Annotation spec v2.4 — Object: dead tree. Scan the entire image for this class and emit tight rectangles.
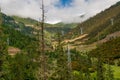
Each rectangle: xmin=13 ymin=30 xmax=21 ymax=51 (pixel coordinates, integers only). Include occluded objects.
xmin=40 ymin=0 xmax=47 ymax=80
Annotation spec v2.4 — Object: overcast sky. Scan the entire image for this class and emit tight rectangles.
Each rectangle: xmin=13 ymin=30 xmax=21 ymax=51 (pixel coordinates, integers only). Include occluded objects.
xmin=0 ymin=0 xmax=120 ymax=24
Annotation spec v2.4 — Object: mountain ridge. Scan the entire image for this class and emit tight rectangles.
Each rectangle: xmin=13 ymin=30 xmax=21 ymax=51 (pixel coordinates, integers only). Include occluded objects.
xmin=64 ymin=1 xmax=120 ymax=44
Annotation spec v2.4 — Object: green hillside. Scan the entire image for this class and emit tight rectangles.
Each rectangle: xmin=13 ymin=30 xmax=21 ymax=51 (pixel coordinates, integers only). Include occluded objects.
xmin=0 ymin=12 xmax=39 ymax=50
xmin=46 ymin=22 xmax=77 ymax=34
xmin=12 ymin=16 xmax=38 ymax=26
xmin=12 ymin=16 xmax=77 ymax=35
xmin=0 ymin=13 xmax=34 ymax=36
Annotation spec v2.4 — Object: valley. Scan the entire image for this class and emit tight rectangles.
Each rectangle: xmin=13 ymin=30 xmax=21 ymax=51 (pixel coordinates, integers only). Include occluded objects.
xmin=0 ymin=1 xmax=120 ymax=80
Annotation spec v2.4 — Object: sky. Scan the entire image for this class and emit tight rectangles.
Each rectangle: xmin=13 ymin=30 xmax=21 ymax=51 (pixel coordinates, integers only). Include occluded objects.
xmin=56 ymin=0 xmax=73 ymax=8
xmin=0 ymin=0 xmax=120 ymax=24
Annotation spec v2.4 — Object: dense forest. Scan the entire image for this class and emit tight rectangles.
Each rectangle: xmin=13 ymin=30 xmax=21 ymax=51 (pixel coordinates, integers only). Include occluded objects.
xmin=0 ymin=1 xmax=120 ymax=80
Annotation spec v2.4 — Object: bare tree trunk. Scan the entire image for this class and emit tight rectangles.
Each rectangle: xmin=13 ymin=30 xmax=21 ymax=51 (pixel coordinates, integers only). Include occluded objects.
xmin=41 ymin=0 xmax=47 ymax=80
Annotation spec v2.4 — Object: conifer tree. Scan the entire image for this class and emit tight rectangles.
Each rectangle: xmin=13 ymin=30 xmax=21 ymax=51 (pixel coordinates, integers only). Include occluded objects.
xmin=0 ymin=28 xmax=8 ymax=79
xmin=85 ymin=53 xmax=91 ymax=80
xmin=105 ymin=59 xmax=114 ymax=80
xmin=96 ymin=57 xmax=105 ymax=80
xmin=55 ymin=32 xmax=68 ymax=80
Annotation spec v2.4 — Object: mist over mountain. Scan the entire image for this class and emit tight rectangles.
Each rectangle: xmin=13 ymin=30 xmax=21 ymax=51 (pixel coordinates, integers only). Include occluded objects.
xmin=0 ymin=1 xmax=120 ymax=80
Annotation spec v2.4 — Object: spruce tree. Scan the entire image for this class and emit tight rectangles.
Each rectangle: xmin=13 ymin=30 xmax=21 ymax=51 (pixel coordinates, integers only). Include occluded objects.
xmin=0 ymin=27 xmax=8 ymax=79
xmin=105 ymin=59 xmax=114 ymax=80
xmin=85 ymin=53 xmax=91 ymax=80
xmin=55 ymin=32 xmax=68 ymax=80
xmin=96 ymin=57 xmax=105 ymax=80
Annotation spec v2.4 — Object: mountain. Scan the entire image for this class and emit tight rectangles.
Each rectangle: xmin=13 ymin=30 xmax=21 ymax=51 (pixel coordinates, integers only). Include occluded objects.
xmin=12 ymin=16 xmax=77 ymax=34
xmin=89 ymin=37 xmax=120 ymax=59
xmin=1 ymin=1 xmax=120 ymax=80
xmin=64 ymin=1 xmax=120 ymax=44
xmin=45 ymin=22 xmax=77 ymax=34
xmin=0 ymin=13 xmax=34 ymax=37
xmin=0 ymin=11 xmax=78 ymax=52
xmin=0 ymin=13 xmax=36 ymax=51
xmin=1 ymin=1 xmax=120 ymax=51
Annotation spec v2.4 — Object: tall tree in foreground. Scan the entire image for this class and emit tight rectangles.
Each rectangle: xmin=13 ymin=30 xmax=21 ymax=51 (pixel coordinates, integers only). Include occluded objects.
xmin=40 ymin=0 xmax=47 ymax=80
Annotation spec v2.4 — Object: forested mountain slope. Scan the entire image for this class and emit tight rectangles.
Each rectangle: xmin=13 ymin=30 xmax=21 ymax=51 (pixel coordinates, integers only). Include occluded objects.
xmin=64 ymin=1 xmax=120 ymax=44
xmin=89 ymin=36 xmax=120 ymax=63
xmin=0 ymin=12 xmax=37 ymax=50
xmin=0 ymin=12 xmax=78 ymax=55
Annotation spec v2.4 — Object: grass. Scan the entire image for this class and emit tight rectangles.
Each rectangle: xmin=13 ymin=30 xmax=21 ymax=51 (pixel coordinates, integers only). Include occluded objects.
xmin=93 ymin=64 xmax=120 ymax=80
xmin=72 ymin=65 xmax=120 ymax=79
xmin=112 ymin=65 xmax=120 ymax=79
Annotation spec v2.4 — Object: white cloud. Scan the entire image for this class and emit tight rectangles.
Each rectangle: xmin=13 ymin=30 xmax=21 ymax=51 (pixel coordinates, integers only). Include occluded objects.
xmin=0 ymin=0 xmax=120 ymax=23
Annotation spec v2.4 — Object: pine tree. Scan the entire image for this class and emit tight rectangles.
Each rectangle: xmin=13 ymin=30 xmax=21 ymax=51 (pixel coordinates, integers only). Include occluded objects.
xmin=105 ymin=59 xmax=114 ymax=80
xmin=55 ymin=32 xmax=68 ymax=80
xmin=96 ymin=57 xmax=105 ymax=80
xmin=85 ymin=53 xmax=92 ymax=80
xmin=0 ymin=27 xmax=8 ymax=79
